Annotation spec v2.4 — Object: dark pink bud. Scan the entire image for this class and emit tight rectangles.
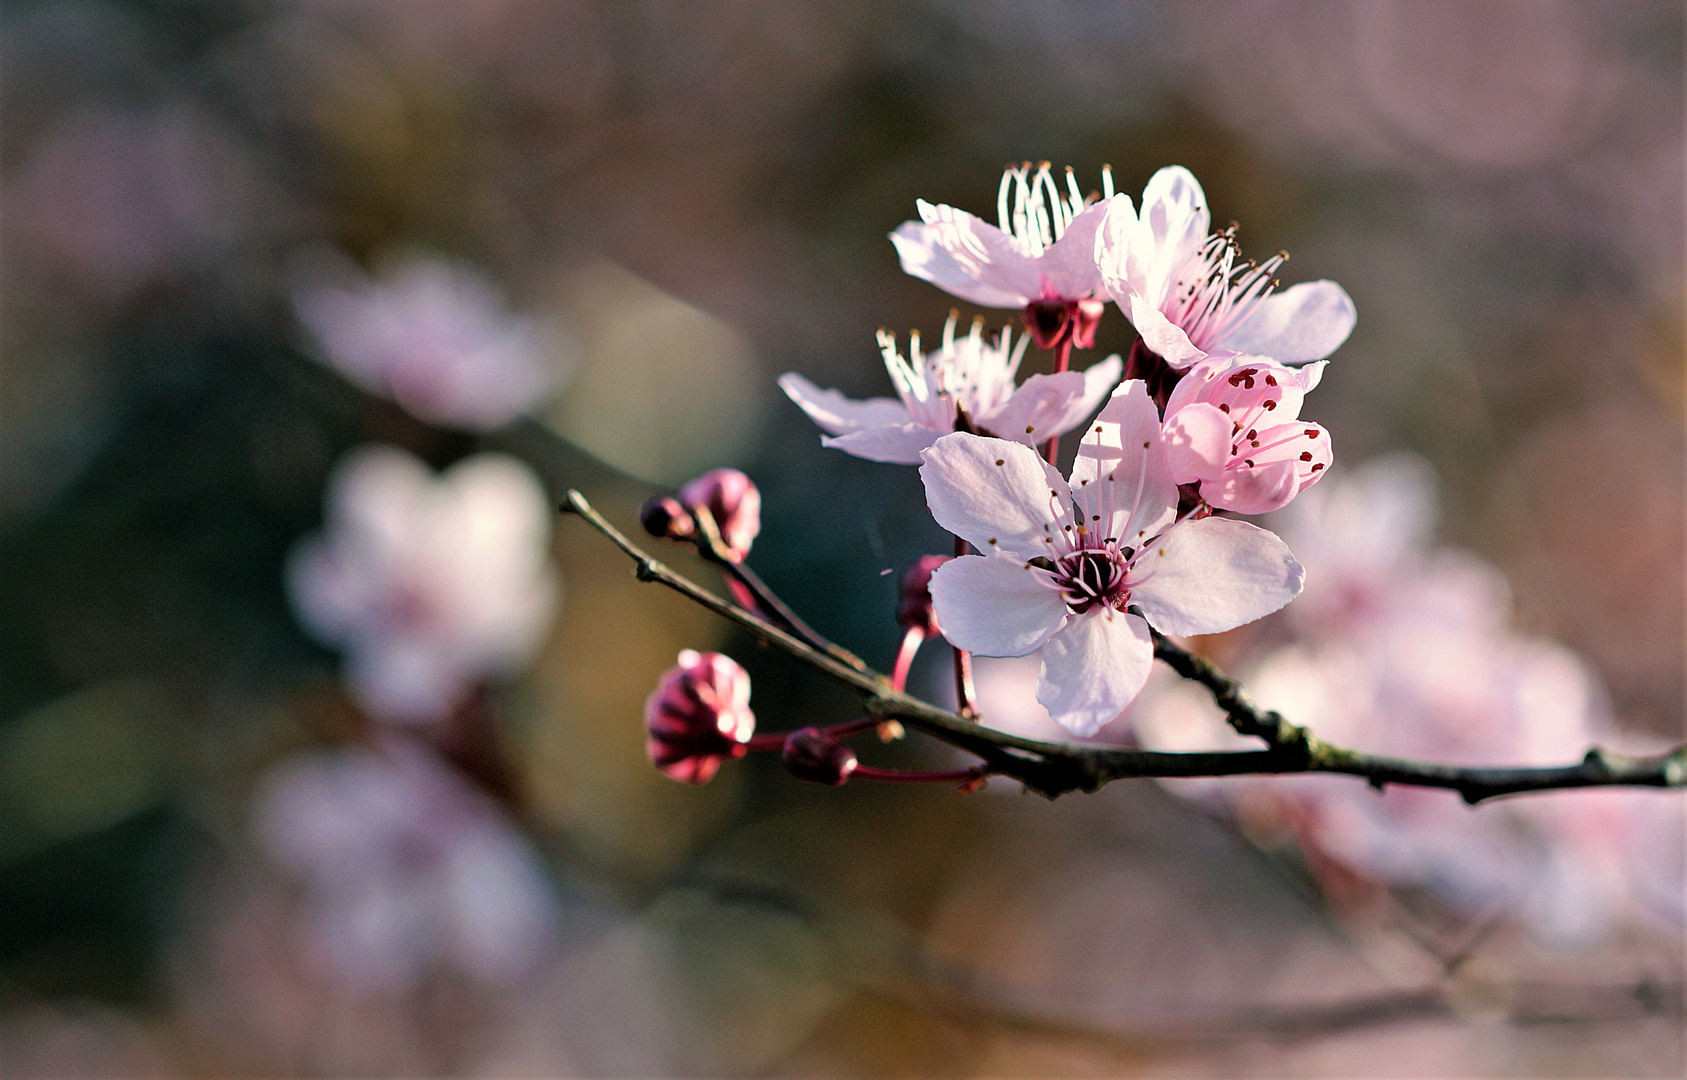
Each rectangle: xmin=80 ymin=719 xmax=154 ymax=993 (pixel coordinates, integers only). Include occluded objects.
xmin=1069 ymin=298 xmax=1106 ymax=350
xmin=897 ymin=555 xmax=950 ymax=636
xmin=780 ymin=727 xmax=858 ymax=785
xmin=644 ymin=650 xmax=755 ymax=784
xmin=1021 ymin=298 xmax=1071 ymax=350
xmin=678 ymin=468 xmax=761 ymax=562
xmin=639 ymin=495 xmax=695 ymax=542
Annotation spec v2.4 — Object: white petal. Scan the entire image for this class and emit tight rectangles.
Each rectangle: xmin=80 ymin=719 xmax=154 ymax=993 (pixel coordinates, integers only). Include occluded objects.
xmin=1068 ymin=380 xmax=1178 ymax=547
xmin=1218 ymin=280 xmax=1356 ymax=364
xmin=927 ymin=554 xmax=1067 ymax=656
xmin=778 ymin=372 xmax=910 ymax=436
xmin=981 ymin=351 xmax=1124 ymax=448
xmin=919 ymin=433 xmax=1074 ymax=558
xmin=1163 ymin=402 xmax=1231 ymax=484
xmin=1128 ymin=294 xmax=1206 ymax=369
xmin=1128 ymin=517 xmax=1304 ymax=636
xmin=822 ymin=423 xmax=940 ymax=464
xmin=1036 ymin=609 xmax=1153 ymax=736
xmin=889 ymin=206 xmax=1041 ymax=308
xmin=1033 ymin=197 xmax=1114 ymax=300
xmin=1129 ymin=166 xmax=1211 ymax=302
xmin=1092 ymin=196 xmax=1138 ymax=302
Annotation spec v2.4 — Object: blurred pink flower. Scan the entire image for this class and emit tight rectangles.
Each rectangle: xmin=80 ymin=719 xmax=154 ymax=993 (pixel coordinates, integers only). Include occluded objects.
xmin=1161 ymin=353 xmax=1332 ymax=514
xmin=288 ymin=446 xmax=559 ymax=726
xmin=252 ymin=739 xmax=558 ymax=992
xmin=644 ymin=649 xmax=756 ymax=785
xmin=292 ymin=251 xmax=569 ymax=430
xmin=1095 ymin=166 xmax=1355 ymax=369
xmin=890 ymin=164 xmax=1122 ymax=347
xmin=921 ymin=381 xmax=1303 ymax=735
xmin=780 ymin=315 xmax=1120 ymax=464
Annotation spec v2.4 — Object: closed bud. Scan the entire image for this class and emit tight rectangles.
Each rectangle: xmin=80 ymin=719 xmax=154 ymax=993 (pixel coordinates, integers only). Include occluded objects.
xmin=678 ymin=468 xmax=761 ymax=562
xmin=780 ymin=727 xmax=858 ymax=785
xmin=645 ymin=650 xmax=755 ymax=784
xmin=639 ymin=495 xmax=695 ymax=542
xmin=897 ymin=555 xmax=950 ymax=637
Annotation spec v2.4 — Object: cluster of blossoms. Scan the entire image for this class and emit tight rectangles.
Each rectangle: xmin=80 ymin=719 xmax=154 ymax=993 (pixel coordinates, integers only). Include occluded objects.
xmin=642 ymin=163 xmax=1359 ymax=778
xmin=1133 ymin=457 xmax=1682 ymax=942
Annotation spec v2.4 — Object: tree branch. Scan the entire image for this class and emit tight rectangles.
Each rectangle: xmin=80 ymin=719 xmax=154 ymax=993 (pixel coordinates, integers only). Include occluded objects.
xmin=562 ymin=489 xmax=1687 ymax=804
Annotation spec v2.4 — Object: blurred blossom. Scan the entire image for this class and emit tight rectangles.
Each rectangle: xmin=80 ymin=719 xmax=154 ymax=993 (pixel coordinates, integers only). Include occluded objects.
xmin=1134 ymin=455 xmax=1675 ymax=943
xmin=645 ymin=650 xmax=756 ymax=785
xmin=0 ymin=1001 xmax=168 ymax=1078
xmin=292 ymin=250 xmax=571 ymax=430
xmin=252 ymin=738 xmax=558 ymax=992
xmin=287 ymin=445 xmax=559 ymax=726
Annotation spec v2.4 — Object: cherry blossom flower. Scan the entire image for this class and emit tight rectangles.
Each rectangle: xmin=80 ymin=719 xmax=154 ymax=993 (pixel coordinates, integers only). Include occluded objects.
xmin=779 ymin=315 xmax=1121 ymax=464
xmin=292 ymin=250 xmax=569 ymax=430
xmin=889 ymin=164 xmax=1123 ymax=348
xmin=919 ymin=380 xmax=1305 ymax=735
xmin=1095 ymin=166 xmax=1356 ymax=369
xmin=287 ymin=446 xmax=560 ymax=726
xmin=251 ymin=739 xmax=559 ymax=992
xmin=1161 ymin=353 xmax=1332 ymax=514
xmin=644 ymin=650 xmax=756 ymax=785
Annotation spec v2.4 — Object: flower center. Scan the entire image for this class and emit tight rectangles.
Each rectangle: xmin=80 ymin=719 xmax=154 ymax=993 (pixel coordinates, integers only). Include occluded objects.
xmin=1051 ymin=547 xmax=1130 ymax=614
xmin=1164 ymin=230 xmax=1287 ymax=350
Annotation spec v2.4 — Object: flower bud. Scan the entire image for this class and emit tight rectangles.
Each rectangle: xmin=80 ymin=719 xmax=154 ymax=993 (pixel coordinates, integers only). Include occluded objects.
xmin=639 ymin=495 xmax=695 ymax=542
xmin=896 ymin=555 xmax=950 ymax=637
xmin=678 ymin=468 xmax=761 ymax=562
xmin=644 ymin=650 xmax=755 ymax=784
xmin=780 ymin=727 xmax=858 ymax=786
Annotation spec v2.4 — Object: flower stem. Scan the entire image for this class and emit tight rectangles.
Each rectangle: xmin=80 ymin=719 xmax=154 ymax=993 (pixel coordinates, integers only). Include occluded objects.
xmin=1042 ymin=334 xmax=1074 ymax=463
xmin=851 ymin=764 xmax=988 ymax=784
xmin=951 ymin=534 xmax=978 ymax=717
xmin=891 ymin=626 xmax=925 ymax=693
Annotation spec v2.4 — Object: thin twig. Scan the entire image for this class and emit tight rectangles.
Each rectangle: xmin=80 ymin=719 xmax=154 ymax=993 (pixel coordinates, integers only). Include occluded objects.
xmin=562 ymin=489 xmax=1687 ymax=803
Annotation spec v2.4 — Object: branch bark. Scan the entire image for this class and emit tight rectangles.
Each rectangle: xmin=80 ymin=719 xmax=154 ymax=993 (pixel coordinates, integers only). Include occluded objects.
xmin=562 ymin=489 xmax=1687 ymax=804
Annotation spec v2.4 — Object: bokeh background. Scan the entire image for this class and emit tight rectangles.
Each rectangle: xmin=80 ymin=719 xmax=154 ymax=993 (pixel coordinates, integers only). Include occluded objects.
xmin=1 ymin=0 xmax=1682 ymax=1075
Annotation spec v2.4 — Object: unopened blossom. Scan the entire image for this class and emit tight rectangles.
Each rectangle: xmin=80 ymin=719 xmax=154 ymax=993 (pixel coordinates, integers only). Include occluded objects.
xmin=677 ymin=468 xmax=760 ymax=562
xmin=897 ymin=555 xmax=951 ymax=637
xmin=292 ymin=250 xmax=567 ymax=430
xmin=644 ymin=649 xmax=756 ymax=785
xmin=1162 ymin=353 xmax=1332 ymax=514
xmin=288 ymin=445 xmax=559 ymax=726
xmin=890 ymin=164 xmax=1122 ymax=348
xmin=920 ymin=380 xmax=1304 ymax=735
xmin=1095 ymin=166 xmax=1356 ymax=369
xmin=779 ymin=314 xmax=1121 ymax=464
xmin=780 ymin=727 xmax=858 ymax=786
xmin=251 ymin=739 xmax=558 ymax=992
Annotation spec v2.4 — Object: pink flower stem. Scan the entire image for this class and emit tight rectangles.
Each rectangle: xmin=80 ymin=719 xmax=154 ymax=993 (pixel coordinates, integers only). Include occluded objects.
xmin=1041 ymin=334 xmax=1074 ymax=464
xmin=851 ymin=764 xmax=989 ymax=785
xmin=890 ymin=626 xmax=926 ymax=692
xmin=951 ymin=533 xmax=978 ymax=718
xmin=743 ymin=715 xmax=881 ymax=754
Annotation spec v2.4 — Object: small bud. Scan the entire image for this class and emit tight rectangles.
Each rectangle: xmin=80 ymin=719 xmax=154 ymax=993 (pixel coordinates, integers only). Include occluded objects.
xmin=639 ymin=495 xmax=695 ymax=542
xmin=1069 ymin=298 xmax=1106 ymax=350
xmin=780 ymin=727 xmax=858 ymax=785
xmin=645 ymin=650 xmax=755 ymax=784
xmin=678 ymin=468 xmax=761 ymax=562
xmin=896 ymin=555 xmax=950 ymax=637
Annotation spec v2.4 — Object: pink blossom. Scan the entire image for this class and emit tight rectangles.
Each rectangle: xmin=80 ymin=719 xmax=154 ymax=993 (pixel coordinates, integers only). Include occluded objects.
xmin=292 ymin=250 xmax=569 ymax=430
xmin=251 ymin=739 xmax=558 ymax=992
xmin=1095 ymin=166 xmax=1356 ymax=369
xmin=287 ymin=446 xmax=559 ymax=726
xmin=644 ymin=650 xmax=756 ymax=785
xmin=890 ymin=164 xmax=1124 ymax=347
xmin=677 ymin=468 xmax=761 ymax=562
xmin=919 ymin=380 xmax=1304 ymax=735
xmin=1161 ymin=353 xmax=1332 ymax=513
xmin=780 ymin=315 xmax=1121 ymax=465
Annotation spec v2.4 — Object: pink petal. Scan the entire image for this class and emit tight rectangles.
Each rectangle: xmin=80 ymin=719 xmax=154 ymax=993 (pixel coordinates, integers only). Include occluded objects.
xmin=1128 ymin=517 xmax=1304 ymax=637
xmin=1163 ymin=401 xmax=1232 ymax=484
xmin=928 ymin=554 xmax=1068 ymax=656
xmin=979 ymin=370 xmax=1088 ymax=447
xmin=1068 ymin=380 xmax=1178 ymax=547
xmin=1127 ymin=166 xmax=1211 ymax=301
xmin=821 ymin=423 xmax=940 ymax=464
xmin=889 ymin=204 xmax=1041 ymax=308
xmin=1219 ymin=280 xmax=1356 ymax=364
xmin=1032 ymin=197 xmax=1115 ymax=300
xmin=1036 ymin=608 xmax=1153 ymax=736
xmin=778 ymin=372 xmax=910 ymax=436
xmin=919 ymin=433 xmax=1074 ymax=559
xmin=1128 ymin=294 xmax=1206 ymax=369
xmin=1203 ymin=459 xmax=1301 ymax=515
